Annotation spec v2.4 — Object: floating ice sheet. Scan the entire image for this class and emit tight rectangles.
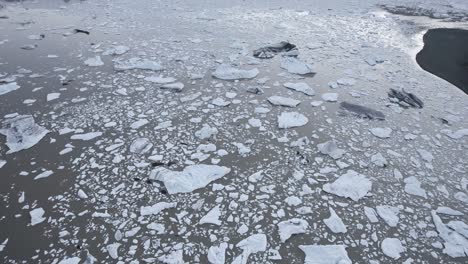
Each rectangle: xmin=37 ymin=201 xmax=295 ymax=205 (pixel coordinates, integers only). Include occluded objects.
xmin=0 ymin=115 xmax=49 ymax=154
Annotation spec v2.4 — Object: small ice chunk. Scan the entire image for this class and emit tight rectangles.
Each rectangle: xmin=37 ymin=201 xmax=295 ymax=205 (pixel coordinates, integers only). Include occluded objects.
xmin=207 ymin=242 xmax=228 ymax=264
xmin=140 ymin=202 xmax=177 ymax=216
xmin=283 ymin=82 xmax=315 ymax=96
xmin=102 ymin=45 xmax=130 ymax=56
xmin=280 ymin=57 xmax=315 ymax=75
xmin=47 ymin=93 xmax=60 ymax=101
xmin=195 ymin=125 xmax=218 ymax=139
xmin=84 ymin=56 xmax=104 ymax=67
xmin=0 ymin=115 xmax=49 ymax=154
xmin=371 ymin=153 xmax=387 ymax=167
xmin=404 ymin=176 xmax=427 ymax=198
xmin=199 ymin=205 xmax=222 ymax=225
xmin=381 ymin=238 xmax=405 ymax=259
xmin=0 ymin=82 xmax=20 ymax=96
xmin=150 ymin=164 xmax=231 ymax=194
xmin=212 ymin=64 xmax=259 ymax=80
xmin=299 ymin=245 xmax=351 ymax=264
xmin=268 ymin=96 xmax=300 ymax=107
xmin=70 ymin=132 xmax=102 ymax=141
xmin=323 ymin=170 xmax=372 ymax=201
xmin=0 ymin=160 xmax=5 ymax=168
xmin=144 ymin=76 xmax=176 ymax=84
xmin=58 ymin=257 xmax=81 ymax=264
xmin=435 ymin=207 xmax=464 ymax=216
xmin=278 ymin=112 xmax=308 ymax=129
xmin=130 ymin=138 xmax=153 ymax=154
xmin=232 ymin=234 xmax=267 ymax=264
xmin=317 ymin=140 xmax=345 ymax=160
xmin=34 ymin=170 xmax=53 ymax=180
xmin=77 ymin=189 xmax=88 ymax=199
xmin=376 ymin=205 xmax=400 ymax=227
xmin=30 ymin=208 xmax=46 ymax=226
xmin=417 ymin=149 xmax=434 ymax=163
xmin=277 ymin=218 xmax=309 ymax=242
xmin=106 ymin=243 xmax=120 ymax=259
xmin=324 ymin=208 xmax=347 ymax=233
xmin=441 ymin=128 xmax=468 ymax=139
xmin=161 ymin=82 xmax=184 ymax=92
xmin=370 ymin=127 xmax=392 ymax=138
xmin=130 ymin=119 xmax=149 ymax=129
xmin=431 ymin=210 xmax=468 ymax=258
xmin=364 ymin=206 xmax=379 ymax=223
xmin=114 ymin=57 xmax=163 ymax=71
xmin=248 ymin=170 xmax=264 ymax=183
xmin=321 ymin=93 xmax=338 ymax=102
xmin=212 ymin=97 xmax=231 ymax=107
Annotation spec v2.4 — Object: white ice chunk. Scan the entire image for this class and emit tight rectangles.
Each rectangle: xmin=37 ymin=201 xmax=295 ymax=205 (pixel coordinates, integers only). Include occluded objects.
xmin=317 ymin=140 xmax=345 ymax=160
xmin=30 ymin=208 xmax=46 ymax=226
xmin=364 ymin=206 xmax=379 ymax=223
xmin=161 ymin=82 xmax=185 ymax=92
xmin=47 ymin=93 xmax=60 ymax=101
xmin=370 ymin=127 xmax=392 ymax=138
xmin=381 ymin=238 xmax=405 ymax=260
xmin=268 ymin=96 xmax=300 ymax=107
xmin=58 ymin=257 xmax=81 ymax=264
xmin=195 ymin=125 xmax=218 ymax=139
xmin=232 ymin=234 xmax=267 ymax=264
xmin=278 ymin=218 xmax=309 ymax=242
xmin=150 ymin=164 xmax=231 ymax=194
xmin=280 ymin=57 xmax=315 ymax=75
xmin=0 ymin=115 xmax=49 ymax=154
xmin=278 ymin=112 xmax=308 ymax=129
xmin=300 ymin=245 xmax=351 ymax=264
xmin=34 ymin=170 xmax=53 ymax=180
xmin=70 ymin=132 xmax=102 ymax=141
xmin=324 ymin=208 xmax=347 ymax=233
xmin=431 ymin=210 xmax=468 ymax=258
xmin=323 ymin=170 xmax=372 ymax=201
xmin=84 ymin=56 xmax=104 ymax=67
xmin=376 ymin=205 xmax=400 ymax=227
xmin=199 ymin=205 xmax=222 ymax=225
xmin=140 ymin=202 xmax=177 ymax=216
xmin=130 ymin=137 xmax=153 ymax=154
xmin=114 ymin=57 xmax=164 ymax=71
xmin=102 ymin=45 xmax=130 ymax=56
xmin=106 ymin=243 xmax=121 ymax=259
xmin=130 ymin=119 xmax=149 ymax=129
xmin=144 ymin=76 xmax=176 ymax=84
xmin=0 ymin=82 xmax=20 ymax=96
xmin=321 ymin=93 xmax=338 ymax=102
xmin=283 ymin=82 xmax=315 ymax=96
xmin=208 ymin=242 xmax=228 ymax=264
xmin=404 ymin=176 xmax=427 ymax=198
xmin=212 ymin=64 xmax=259 ymax=80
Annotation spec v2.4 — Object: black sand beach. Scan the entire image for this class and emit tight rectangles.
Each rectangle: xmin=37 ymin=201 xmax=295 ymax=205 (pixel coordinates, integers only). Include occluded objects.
xmin=416 ymin=28 xmax=468 ymax=95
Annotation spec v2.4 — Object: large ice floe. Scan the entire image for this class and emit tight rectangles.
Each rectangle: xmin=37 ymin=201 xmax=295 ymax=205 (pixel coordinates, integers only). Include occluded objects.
xmin=0 ymin=115 xmax=49 ymax=154
xmin=322 ymin=170 xmax=372 ymax=201
xmin=212 ymin=64 xmax=259 ymax=80
xmin=149 ymin=164 xmax=231 ymax=194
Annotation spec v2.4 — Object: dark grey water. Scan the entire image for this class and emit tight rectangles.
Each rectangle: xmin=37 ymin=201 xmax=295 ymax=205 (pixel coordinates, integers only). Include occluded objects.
xmin=0 ymin=0 xmax=468 ymax=263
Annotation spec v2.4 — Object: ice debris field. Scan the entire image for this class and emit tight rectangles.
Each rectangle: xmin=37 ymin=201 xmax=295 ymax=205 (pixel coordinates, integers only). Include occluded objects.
xmin=0 ymin=0 xmax=467 ymax=263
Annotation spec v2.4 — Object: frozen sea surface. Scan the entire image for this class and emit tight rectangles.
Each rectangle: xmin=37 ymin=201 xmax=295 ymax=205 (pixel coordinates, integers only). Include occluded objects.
xmin=0 ymin=0 xmax=467 ymax=263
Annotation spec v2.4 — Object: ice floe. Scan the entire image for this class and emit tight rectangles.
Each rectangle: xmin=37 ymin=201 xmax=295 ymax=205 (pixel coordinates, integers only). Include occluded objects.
xmin=212 ymin=64 xmax=259 ymax=80
xmin=283 ymin=82 xmax=315 ymax=96
xmin=0 ymin=82 xmax=20 ymax=96
xmin=300 ymin=245 xmax=351 ymax=264
xmin=149 ymin=165 xmax=231 ymax=194
xmin=277 ymin=218 xmax=308 ymax=242
xmin=268 ymin=96 xmax=301 ymax=107
xmin=278 ymin=112 xmax=308 ymax=129
xmin=322 ymin=170 xmax=372 ymax=201
xmin=0 ymin=115 xmax=49 ymax=154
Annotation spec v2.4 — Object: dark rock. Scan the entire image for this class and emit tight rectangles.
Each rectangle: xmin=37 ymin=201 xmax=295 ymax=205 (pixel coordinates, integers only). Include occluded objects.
xmin=253 ymin=41 xmax=297 ymax=59
xmin=339 ymin=102 xmax=385 ymax=120
xmin=388 ymin=88 xmax=424 ymax=108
